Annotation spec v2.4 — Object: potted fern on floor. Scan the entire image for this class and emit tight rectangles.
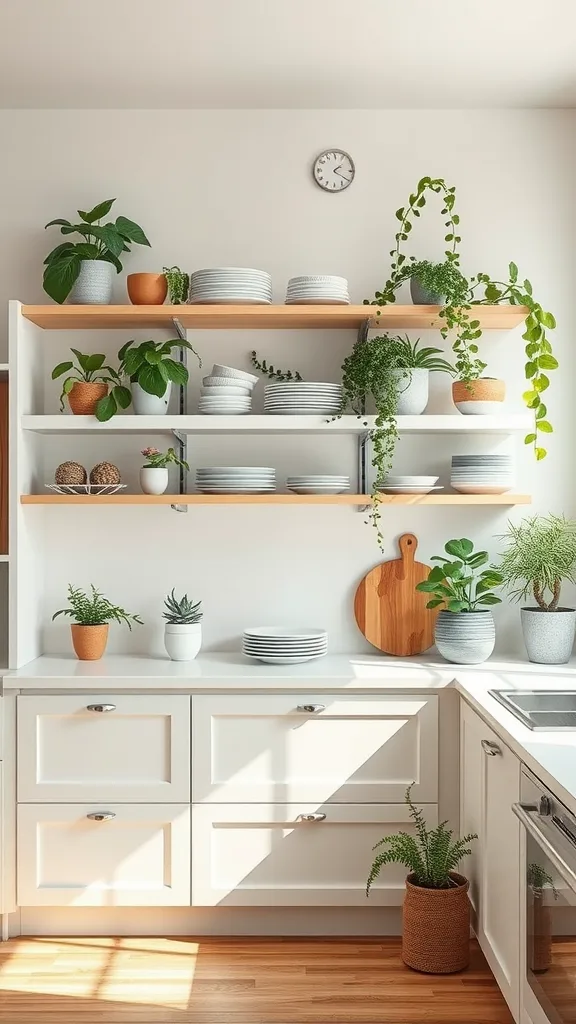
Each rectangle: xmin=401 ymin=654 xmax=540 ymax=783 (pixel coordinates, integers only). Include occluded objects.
xmin=367 ymin=785 xmax=477 ymax=973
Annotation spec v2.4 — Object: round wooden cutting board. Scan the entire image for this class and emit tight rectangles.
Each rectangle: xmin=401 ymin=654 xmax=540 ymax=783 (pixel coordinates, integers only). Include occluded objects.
xmin=354 ymin=533 xmax=439 ymax=656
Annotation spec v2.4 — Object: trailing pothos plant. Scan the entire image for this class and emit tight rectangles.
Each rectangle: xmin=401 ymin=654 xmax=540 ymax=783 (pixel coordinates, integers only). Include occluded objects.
xmin=365 ymin=176 xmax=558 ymax=458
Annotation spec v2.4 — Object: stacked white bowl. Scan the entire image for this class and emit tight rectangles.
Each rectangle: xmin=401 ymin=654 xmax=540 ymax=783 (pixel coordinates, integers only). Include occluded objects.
xmin=287 ymin=475 xmax=350 ymax=494
xmin=242 ymin=627 xmax=328 ymax=664
xmin=196 ymin=467 xmax=276 ymax=494
xmin=264 ymin=381 xmax=343 ymax=415
xmin=189 ymin=268 xmax=272 ymax=304
xmin=450 ymin=455 xmax=515 ymax=494
xmin=285 ymin=276 xmax=350 ymax=304
xmin=377 ymin=475 xmax=441 ymax=495
xmin=199 ymin=364 xmax=259 ymax=415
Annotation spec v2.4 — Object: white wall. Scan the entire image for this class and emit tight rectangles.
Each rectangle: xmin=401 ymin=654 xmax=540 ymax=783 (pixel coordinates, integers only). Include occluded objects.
xmin=1 ymin=109 xmax=575 ymax=657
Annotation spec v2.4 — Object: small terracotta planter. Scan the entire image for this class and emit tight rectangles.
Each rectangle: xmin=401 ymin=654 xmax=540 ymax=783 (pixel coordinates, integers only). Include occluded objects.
xmin=71 ymin=624 xmax=109 ymax=661
xmin=452 ymin=378 xmax=505 ymax=415
xmin=127 ymin=273 xmax=168 ymax=305
xmin=402 ymin=872 xmax=471 ymax=973
xmin=67 ymin=381 xmax=108 ymax=416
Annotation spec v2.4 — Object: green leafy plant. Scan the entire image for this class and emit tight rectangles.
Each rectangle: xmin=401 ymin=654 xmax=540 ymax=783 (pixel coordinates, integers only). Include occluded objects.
xmin=366 ymin=784 xmax=477 ymax=893
xmin=497 ymin=514 xmax=576 ymax=611
xmin=163 ymin=589 xmax=203 ymax=625
xmin=95 ymin=338 xmax=201 ymax=421
xmin=43 ymin=198 xmax=150 ymax=303
xmin=527 ymin=863 xmax=559 ymax=900
xmin=163 ymin=266 xmax=189 ymax=304
xmin=141 ymin=446 xmax=189 ymax=471
xmin=365 ymin=176 xmax=558 ymax=456
xmin=415 ymin=538 xmax=503 ymax=612
xmin=250 ymin=351 xmax=302 ymax=381
xmin=51 ymin=348 xmax=131 ymax=417
xmin=52 ymin=584 xmax=143 ymax=629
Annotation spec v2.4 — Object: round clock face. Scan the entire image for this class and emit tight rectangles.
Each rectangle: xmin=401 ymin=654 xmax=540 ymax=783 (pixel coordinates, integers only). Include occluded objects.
xmin=313 ymin=149 xmax=355 ymax=192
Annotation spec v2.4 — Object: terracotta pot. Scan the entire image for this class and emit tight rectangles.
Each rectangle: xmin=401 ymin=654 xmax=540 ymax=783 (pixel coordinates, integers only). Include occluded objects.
xmin=70 ymin=624 xmax=109 ymax=661
xmin=68 ymin=381 xmax=108 ymax=416
xmin=127 ymin=273 xmax=168 ymax=305
xmin=402 ymin=872 xmax=471 ymax=973
xmin=452 ymin=378 xmax=505 ymax=415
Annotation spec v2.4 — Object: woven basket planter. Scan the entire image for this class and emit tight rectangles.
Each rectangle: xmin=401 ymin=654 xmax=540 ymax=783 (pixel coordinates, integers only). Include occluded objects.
xmin=402 ymin=872 xmax=471 ymax=973
xmin=68 ymin=381 xmax=108 ymax=416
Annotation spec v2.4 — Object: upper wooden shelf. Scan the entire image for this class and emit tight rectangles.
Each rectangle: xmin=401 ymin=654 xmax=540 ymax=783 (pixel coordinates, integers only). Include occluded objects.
xmin=20 ymin=304 xmax=529 ymax=331
xmin=21 ymin=493 xmax=531 ymax=506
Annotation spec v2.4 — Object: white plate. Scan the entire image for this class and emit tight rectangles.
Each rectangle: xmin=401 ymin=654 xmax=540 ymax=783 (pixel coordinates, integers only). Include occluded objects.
xmin=451 ymin=484 xmax=512 ymax=495
xmin=190 ymin=297 xmax=272 ymax=305
xmin=243 ymin=640 xmax=328 ymax=649
xmin=265 ymin=383 xmax=341 ymax=390
xmin=383 ymin=476 xmax=439 ymax=486
xmin=197 ymin=488 xmax=277 ymax=494
xmin=243 ymin=654 xmax=327 ymax=665
xmin=197 ymin=467 xmax=275 ymax=473
xmin=377 ymin=485 xmax=444 ymax=494
xmin=287 ymin=478 xmax=350 ymax=483
xmin=244 ymin=627 xmax=327 ymax=638
xmin=455 ymin=401 xmax=505 ymax=415
xmin=288 ymin=486 xmax=350 ymax=494
xmin=199 ymin=409 xmax=252 ymax=415
xmin=285 ymin=298 xmax=350 ymax=305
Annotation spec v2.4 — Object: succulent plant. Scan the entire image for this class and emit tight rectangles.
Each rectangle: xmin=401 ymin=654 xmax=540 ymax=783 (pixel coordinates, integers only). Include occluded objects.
xmin=163 ymin=589 xmax=203 ymax=625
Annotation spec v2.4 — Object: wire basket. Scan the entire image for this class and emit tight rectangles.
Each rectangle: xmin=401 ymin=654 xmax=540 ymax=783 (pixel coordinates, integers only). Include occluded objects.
xmin=45 ymin=484 xmax=127 ymax=496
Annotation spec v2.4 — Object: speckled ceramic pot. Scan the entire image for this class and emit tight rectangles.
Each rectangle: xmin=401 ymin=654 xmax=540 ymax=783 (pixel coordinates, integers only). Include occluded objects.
xmin=390 ymin=368 xmax=429 ymax=415
xmin=434 ymin=610 xmax=495 ymax=665
xmin=410 ymin=277 xmax=445 ymax=305
xmin=69 ymin=260 xmax=115 ymax=304
xmin=521 ymin=607 xmax=576 ymax=664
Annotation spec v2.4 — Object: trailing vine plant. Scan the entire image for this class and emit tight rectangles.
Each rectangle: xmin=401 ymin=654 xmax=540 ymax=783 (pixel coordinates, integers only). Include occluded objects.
xmin=250 ymin=351 xmax=303 ymax=381
xmin=365 ymin=176 xmax=558 ymax=458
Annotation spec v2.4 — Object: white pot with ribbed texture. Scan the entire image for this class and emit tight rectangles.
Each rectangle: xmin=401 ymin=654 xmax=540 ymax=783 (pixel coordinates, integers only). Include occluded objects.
xmin=434 ymin=610 xmax=495 ymax=664
xmin=521 ymin=607 xmax=576 ymax=664
xmin=132 ymin=381 xmax=172 ymax=415
xmin=164 ymin=623 xmax=202 ymax=661
xmin=69 ymin=260 xmax=115 ymax=304
xmin=390 ymin=368 xmax=429 ymax=415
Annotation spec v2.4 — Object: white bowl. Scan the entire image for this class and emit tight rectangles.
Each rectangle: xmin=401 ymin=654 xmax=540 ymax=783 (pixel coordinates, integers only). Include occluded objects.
xmin=212 ymin=364 xmax=259 ymax=384
xmin=451 ymin=484 xmax=512 ymax=494
xmin=455 ymin=401 xmax=506 ymax=415
xmin=203 ymin=376 xmax=255 ymax=389
xmin=199 ymin=385 xmax=251 ymax=396
xmin=383 ymin=476 xmax=439 ymax=486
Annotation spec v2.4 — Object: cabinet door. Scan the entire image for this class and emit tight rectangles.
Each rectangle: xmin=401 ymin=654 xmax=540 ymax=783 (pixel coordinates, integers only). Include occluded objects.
xmin=18 ymin=803 xmax=190 ymax=906
xmin=460 ymin=700 xmax=520 ymax=1017
xmin=17 ymin=695 xmax=190 ymax=802
xmin=191 ymin=802 xmax=438 ymax=907
xmin=192 ymin=694 xmax=438 ymax=803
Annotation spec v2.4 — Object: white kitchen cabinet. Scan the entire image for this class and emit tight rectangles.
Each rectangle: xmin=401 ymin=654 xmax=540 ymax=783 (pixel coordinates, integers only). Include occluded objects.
xmin=17 ymin=695 xmax=190 ymax=802
xmin=17 ymin=803 xmax=190 ymax=906
xmin=192 ymin=693 xmax=438 ymax=804
xmin=460 ymin=699 xmax=521 ymax=1018
xmin=191 ymin=802 xmax=438 ymax=907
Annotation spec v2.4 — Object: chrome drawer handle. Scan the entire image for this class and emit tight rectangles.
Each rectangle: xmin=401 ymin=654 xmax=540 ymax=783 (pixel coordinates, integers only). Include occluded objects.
xmin=87 ymin=812 xmax=116 ymax=822
xmin=296 ymin=704 xmax=325 ymax=713
xmin=296 ymin=813 xmax=326 ymax=823
xmin=87 ymin=704 xmax=116 ymax=713
xmin=481 ymin=739 xmax=501 ymax=756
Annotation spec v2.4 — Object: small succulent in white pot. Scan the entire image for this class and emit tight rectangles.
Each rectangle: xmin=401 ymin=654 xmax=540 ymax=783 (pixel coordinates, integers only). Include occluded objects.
xmin=416 ymin=538 xmax=503 ymax=664
xmin=140 ymin=446 xmax=189 ymax=495
xmin=163 ymin=590 xmax=203 ymax=661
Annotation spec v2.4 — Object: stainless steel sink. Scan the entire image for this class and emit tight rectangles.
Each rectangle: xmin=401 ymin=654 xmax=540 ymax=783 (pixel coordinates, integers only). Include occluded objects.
xmin=489 ymin=690 xmax=576 ymax=730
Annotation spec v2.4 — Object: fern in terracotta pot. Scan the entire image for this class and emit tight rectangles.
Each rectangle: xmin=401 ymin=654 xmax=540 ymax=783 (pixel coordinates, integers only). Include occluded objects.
xmin=367 ymin=785 xmax=477 ymax=973
xmin=53 ymin=584 xmax=143 ymax=661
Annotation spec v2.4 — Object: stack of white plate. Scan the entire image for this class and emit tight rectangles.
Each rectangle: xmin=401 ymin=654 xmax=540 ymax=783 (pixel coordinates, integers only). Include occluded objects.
xmin=377 ymin=475 xmax=441 ymax=495
xmin=242 ymin=627 xmax=328 ymax=665
xmin=199 ymin=364 xmax=258 ymax=415
xmin=264 ymin=381 xmax=343 ymax=415
xmin=189 ymin=268 xmax=272 ymax=305
xmin=287 ymin=475 xmax=350 ymax=494
xmin=285 ymin=276 xmax=350 ymax=305
xmin=450 ymin=455 xmax=515 ymax=494
xmin=196 ymin=467 xmax=276 ymax=494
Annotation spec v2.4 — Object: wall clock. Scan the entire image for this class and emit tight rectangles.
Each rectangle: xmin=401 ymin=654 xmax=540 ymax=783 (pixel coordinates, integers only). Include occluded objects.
xmin=312 ymin=149 xmax=355 ymax=192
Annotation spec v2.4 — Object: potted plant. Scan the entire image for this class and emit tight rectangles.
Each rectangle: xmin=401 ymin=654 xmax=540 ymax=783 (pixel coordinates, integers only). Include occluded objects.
xmin=43 ymin=198 xmax=150 ymax=304
xmin=140 ymin=446 xmax=189 ymax=495
xmin=114 ymin=338 xmax=200 ymax=417
xmin=163 ymin=266 xmax=190 ymax=305
xmin=366 ymin=784 xmax=477 ymax=973
xmin=497 ymin=514 xmax=576 ymax=664
xmin=527 ymin=863 xmax=558 ymax=973
xmin=416 ymin=538 xmax=503 ymax=664
xmin=52 ymin=349 xmax=131 ymax=417
xmin=163 ymin=590 xmax=203 ymax=661
xmin=127 ymin=273 xmax=167 ymax=305
xmin=52 ymin=584 xmax=143 ymax=661
xmin=408 ymin=258 xmax=469 ymax=307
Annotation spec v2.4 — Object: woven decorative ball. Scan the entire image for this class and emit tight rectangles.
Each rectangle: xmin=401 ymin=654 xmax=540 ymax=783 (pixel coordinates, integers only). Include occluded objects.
xmin=89 ymin=462 xmax=121 ymax=485
xmin=55 ymin=461 xmax=87 ymax=485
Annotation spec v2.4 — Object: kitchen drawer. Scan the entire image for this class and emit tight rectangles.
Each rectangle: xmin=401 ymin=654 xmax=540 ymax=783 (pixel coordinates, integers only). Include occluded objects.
xmin=191 ymin=802 xmax=438 ymax=907
xmin=17 ymin=695 xmax=190 ymax=802
xmin=192 ymin=693 xmax=438 ymax=803
xmin=18 ymin=803 xmax=190 ymax=906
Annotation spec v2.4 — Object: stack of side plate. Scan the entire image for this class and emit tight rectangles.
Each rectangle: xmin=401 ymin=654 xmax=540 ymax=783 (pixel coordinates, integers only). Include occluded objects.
xmin=264 ymin=382 xmax=343 ymax=415
xmin=450 ymin=455 xmax=515 ymax=495
xmin=287 ymin=475 xmax=350 ymax=494
xmin=199 ymin=364 xmax=258 ymax=415
xmin=242 ymin=627 xmax=328 ymax=664
xmin=377 ymin=475 xmax=441 ymax=495
xmin=285 ymin=275 xmax=350 ymax=305
xmin=196 ymin=467 xmax=276 ymax=494
xmin=189 ymin=268 xmax=272 ymax=305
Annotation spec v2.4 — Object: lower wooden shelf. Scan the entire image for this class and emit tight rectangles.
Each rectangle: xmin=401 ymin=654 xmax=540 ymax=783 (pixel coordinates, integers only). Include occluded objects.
xmin=20 ymin=493 xmax=532 ymax=506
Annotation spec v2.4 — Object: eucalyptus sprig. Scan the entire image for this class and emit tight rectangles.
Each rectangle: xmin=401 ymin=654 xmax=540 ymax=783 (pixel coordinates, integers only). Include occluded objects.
xmin=250 ymin=351 xmax=303 ymax=381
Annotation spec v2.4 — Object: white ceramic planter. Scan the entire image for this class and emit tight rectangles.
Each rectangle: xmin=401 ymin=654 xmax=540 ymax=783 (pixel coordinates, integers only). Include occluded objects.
xmin=164 ymin=623 xmax=202 ymax=661
xmin=390 ymin=368 xmax=429 ymax=415
xmin=521 ymin=607 xmax=576 ymax=664
xmin=140 ymin=467 xmax=169 ymax=495
xmin=132 ymin=381 xmax=172 ymax=415
xmin=69 ymin=260 xmax=115 ymax=304
xmin=434 ymin=610 xmax=495 ymax=665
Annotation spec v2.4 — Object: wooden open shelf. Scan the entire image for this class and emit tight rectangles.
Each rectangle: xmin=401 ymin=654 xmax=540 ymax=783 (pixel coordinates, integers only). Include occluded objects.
xmin=21 ymin=493 xmax=532 ymax=506
xmin=21 ymin=303 xmax=529 ymax=331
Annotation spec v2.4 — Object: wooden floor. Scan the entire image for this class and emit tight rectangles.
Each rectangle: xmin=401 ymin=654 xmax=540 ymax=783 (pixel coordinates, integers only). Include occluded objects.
xmin=0 ymin=937 xmax=514 ymax=1023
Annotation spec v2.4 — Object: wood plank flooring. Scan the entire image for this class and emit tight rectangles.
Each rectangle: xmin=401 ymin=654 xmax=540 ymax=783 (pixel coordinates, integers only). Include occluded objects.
xmin=0 ymin=937 xmax=514 ymax=1023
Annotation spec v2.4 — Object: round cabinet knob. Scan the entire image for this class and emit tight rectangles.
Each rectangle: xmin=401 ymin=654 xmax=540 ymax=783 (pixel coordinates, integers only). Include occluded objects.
xmin=87 ymin=812 xmax=116 ymax=822
xmin=296 ymin=704 xmax=326 ymax=714
xmin=87 ymin=704 xmax=116 ymax=713
xmin=296 ymin=813 xmax=327 ymax=823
